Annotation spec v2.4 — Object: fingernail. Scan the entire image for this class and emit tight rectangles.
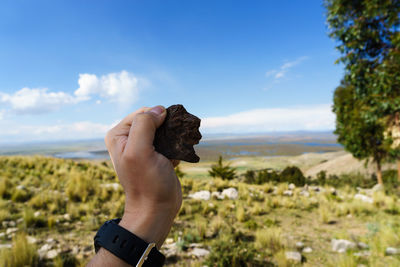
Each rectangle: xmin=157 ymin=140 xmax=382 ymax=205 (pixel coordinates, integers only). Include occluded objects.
xmin=150 ymin=106 xmax=164 ymax=116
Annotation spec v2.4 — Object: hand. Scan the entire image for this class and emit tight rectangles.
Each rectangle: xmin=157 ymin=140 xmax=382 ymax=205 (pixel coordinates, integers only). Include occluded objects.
xmin=105 ymin=106 xmax=182 ymax=248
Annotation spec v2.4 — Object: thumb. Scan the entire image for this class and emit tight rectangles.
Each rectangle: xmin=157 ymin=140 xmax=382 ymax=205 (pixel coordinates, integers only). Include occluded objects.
xmin=124 ymin=105 xmax=167 ymax=156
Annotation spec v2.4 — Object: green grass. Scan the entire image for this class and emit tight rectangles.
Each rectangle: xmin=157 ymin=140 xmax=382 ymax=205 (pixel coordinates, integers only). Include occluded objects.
xmin=0 ymin=155 xmax=399 ymax=266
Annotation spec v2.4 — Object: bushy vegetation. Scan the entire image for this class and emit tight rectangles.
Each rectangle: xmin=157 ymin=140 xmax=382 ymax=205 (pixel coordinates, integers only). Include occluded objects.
xmin=0 ymin=233 xmax=38 ymax=267
xmin=244 ymin=166 xmax=305 ymax=186
xmin=0 ymin=156 xmax=399 ymax=266
xmin=208 ymin=156 xmax=237 ymax=180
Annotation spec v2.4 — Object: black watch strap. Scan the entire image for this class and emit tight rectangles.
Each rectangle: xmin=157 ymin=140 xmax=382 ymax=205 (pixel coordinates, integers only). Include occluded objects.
xmin=94 ymin=219 xmax=165 ymax=267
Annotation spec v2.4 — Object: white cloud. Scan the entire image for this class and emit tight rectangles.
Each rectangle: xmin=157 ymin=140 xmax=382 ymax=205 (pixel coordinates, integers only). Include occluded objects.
xmin=0 ymin=110 xmax=4 ymax=120
xmin=0 ymin=88 xmax=77 ymax=114
xmin=266 ymin=56 xmax=308 ymax=81
xmin=201 ymin=104 xmax=334 ymax=133
xmin=0 ymin=71 xmax=142 ymax=115
xmin=74 ymin=70 xmax=140 ymax=106
xmin=0 ymin=120 xmax=118 ymax=142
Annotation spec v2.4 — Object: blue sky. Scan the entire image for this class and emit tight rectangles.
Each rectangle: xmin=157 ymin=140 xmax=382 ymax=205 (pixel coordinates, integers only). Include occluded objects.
xmin=0 ymin=0 xmax=343 ymax=143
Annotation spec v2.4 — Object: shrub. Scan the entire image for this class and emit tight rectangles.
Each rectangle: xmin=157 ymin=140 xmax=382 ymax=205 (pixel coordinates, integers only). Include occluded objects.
xmin=280 ymin=166 xmax=306 ymax=186
xmin=244 ymin=168 xmax=280 ymax=185
xmin=23 ymin=208 xmax=46 ymax=228
xmin=66 ymin=171 xmax=98 ymax=202
xmin=244 ymin=166 xmax=305 ymax=186
xmin=11 ymin=189 xmax=31 ymax=202
xmin=208 ymin=156 xmax=236 ymax=180
xmin=204 ymin=234 xmax=266 ymax=267
xmin=0 ymin=232 xmax=39 ymax=267
xmin=0 ymin=176 xmax=13 ymax=199
xmin=254 ymin=227 xmax=284 ymax=253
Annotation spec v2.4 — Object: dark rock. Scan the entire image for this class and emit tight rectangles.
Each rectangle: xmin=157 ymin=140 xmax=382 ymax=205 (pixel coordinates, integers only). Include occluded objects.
xmin=154 ymin=104 xmax=202 ymax=163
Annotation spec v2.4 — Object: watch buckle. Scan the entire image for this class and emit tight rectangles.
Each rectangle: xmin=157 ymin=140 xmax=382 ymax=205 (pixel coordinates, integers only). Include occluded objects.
xmin=136 ymin=242 xmax=156 ymax=267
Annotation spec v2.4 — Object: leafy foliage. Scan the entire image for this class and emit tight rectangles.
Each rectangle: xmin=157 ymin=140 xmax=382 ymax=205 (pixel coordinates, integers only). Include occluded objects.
xmin=325 ymin=0 xmax=400 ymax=182
xmin=244 ymin=166 xmax=305 ymax=186
xmin=208 ymin=156 xmax=237 ymax=180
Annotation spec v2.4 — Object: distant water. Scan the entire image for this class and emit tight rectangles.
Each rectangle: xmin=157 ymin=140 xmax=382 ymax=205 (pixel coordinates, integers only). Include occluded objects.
xmin=54 ymin=150 xmax=109 ymax=160
xmin=199 ymin=141 xmax=342 ymax=147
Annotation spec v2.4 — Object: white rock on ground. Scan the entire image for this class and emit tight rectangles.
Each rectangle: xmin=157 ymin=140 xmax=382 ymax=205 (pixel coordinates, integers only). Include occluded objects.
xmin=283 ymin=190 xmax=293 ymax=196
xmin=162 ymin=242 xmax=178 ymax=258
xmin=27 ymin=236 xmax=37 ymax=244
xmin=189 ymin=191 xmax=211 ymax=200
xmin=386 ymin=247 xmax=400 ymax=255
xmin=221 ymin=188 xmax=238 ymax=200
xmin=295 ymin=242 xmax=304 ymax=249
xmin=101 ymin=183 xmax=121 ymax=191
xmin=357 ymin=242 xmax=369 ymax=250
xmin=6 ymin=228 xmax=18 ymax=235
xmin=34 ymin=211 xmax=41 ymax=217
xmin=331 ymin=239 xmax=356 ymax=253
xmin=38 ymin=243 xmax=53 ymax=258
xmin=371 ymin=184 xmax=383 ymax=192
xmin=46 ymin=249 xmax=59 ymax=259
xmin=190 ymin=247 xmax=210 ymax=257
xmin=300 ymin=191 xmax=310 ymax=197
xmin=354 ymin=251 xmax=371 ymax=257
xmin=211 ymin=191 xmax=223 ymax=199
xmin=354 ymin=194 xmax=373 ymax=204
xmin=0 ymin=244 xmax=12 ymax=249
xmin=285 ymin=251 xmax=302 ymax=262
xmin=302 ymin=247 xmax=313 ymax=253
xmin=288 ymin=183 xmax=296 ymax=190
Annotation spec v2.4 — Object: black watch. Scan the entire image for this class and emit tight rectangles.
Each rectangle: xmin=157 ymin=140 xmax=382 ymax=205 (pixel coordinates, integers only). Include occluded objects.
xmin=94 ymin=218 xmax=165 ymax=267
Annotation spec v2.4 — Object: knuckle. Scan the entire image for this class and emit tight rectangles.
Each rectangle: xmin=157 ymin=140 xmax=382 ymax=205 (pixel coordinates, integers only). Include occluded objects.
xmin=122 ymin=151 xmax=142 ymax=165
xmin=133 ymin=113 xmax=156 ymax=125
xmin=104 ymin=130 xmax=116 ymax=148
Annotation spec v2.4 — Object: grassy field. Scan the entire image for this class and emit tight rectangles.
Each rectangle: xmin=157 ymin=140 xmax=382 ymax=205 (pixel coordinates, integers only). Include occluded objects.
xmin=0 ymin=155 xmax=399 ymax=266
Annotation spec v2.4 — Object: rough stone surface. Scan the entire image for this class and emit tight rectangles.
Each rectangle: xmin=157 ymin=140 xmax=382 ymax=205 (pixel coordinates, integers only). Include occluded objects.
xmin=190 ymin=247 xmax=210 ymax=257
xmin=285 ymin=251 xmax=302 ymax=262
xmin=302 ymin=247 xmax=313 ymax=253
xmin=154 ymin=104 xmax=202 ymax=163
xmin=221 ymin=188 xmax=238 ymax=200
xmin=189 ymin=191 xmax=211 ymax=200
xmin=386 ymin=247 xmax=400 ymax=255
xmin=331 ymin=239 xmax=356 ymax=253
xmin=354 ymin=193 xmax=373 ymax=204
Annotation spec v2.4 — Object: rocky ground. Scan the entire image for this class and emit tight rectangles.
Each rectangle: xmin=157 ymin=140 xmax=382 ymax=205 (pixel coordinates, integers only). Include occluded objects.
xmin=0 ymin=155 xmax=399 ymax=266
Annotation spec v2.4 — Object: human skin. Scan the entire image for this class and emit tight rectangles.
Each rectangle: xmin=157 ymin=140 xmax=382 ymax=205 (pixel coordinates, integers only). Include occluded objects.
xmin=87 ymin=105 xmax=182 ymax=267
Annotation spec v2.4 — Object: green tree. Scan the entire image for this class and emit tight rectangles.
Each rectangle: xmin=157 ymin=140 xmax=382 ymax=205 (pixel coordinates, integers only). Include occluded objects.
xmin=208 ymin=156 xmax=236 ymax=180
xmin=325 ymin=0 xmax=400 ymax=183
xmin=333 ymin=82 xmax=388 ymax=184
